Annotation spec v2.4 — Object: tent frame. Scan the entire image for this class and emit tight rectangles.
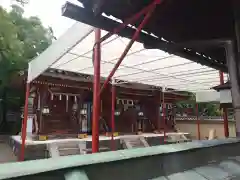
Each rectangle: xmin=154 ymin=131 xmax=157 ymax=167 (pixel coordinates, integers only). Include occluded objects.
xmin=19 ymin=0 xmax=233 ymax=160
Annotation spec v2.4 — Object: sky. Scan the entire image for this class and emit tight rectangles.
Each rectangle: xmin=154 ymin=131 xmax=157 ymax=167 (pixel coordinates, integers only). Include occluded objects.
xmin=0 ymin=0 xmax=81 ymax=38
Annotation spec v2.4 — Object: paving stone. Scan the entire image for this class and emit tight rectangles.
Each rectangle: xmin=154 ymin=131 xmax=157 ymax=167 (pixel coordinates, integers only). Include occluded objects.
xmin=149 ymin=176 xmax=168 ymax=180
xmin=219 ymin=160 xmax=240 ymax=176
xmin=0 ymin=143 xmax=17 ymax=163
xmin=168 ymin=170 xmax=207 ymax=180
xmin=194 ymin=165 xmax=231 ymax=180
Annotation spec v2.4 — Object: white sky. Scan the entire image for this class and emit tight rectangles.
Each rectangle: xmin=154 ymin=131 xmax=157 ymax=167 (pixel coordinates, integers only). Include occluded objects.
xmin=0 ymin=0 xmax=80 ymax=37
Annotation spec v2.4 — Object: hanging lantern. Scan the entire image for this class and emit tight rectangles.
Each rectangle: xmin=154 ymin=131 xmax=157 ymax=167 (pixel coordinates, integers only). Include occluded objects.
xmin=51 ymin=93 xmax=54 ymax=100
xmin=59 ymin=94 xmax=62 ymax=100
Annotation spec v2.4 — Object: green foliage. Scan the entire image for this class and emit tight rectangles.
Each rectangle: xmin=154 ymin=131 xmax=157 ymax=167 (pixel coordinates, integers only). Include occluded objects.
xmin=175 ymin=92 xmax=221 ymax=116
xmin=0 ymin=5 xmax=53 ymax=86
xmin=0 ymin=4 xmax=54 ymax=128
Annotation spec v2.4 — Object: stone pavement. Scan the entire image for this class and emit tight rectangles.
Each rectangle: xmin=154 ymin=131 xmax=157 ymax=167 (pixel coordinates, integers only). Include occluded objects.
xmin=0 ymin=136 xmax=17 ymax=163
xmin=153 ymin=157 xmax=240 ymax=180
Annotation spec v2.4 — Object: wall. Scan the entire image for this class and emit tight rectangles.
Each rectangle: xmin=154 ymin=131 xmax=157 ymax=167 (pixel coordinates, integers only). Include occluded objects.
xmin=176 ymin=120 xmax=236 ymax=139
xmin=3 ymin=139 xmax=240 ymax=180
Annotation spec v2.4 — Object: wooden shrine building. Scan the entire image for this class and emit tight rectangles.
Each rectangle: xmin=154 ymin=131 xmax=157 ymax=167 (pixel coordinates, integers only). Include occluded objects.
xmin=18 ymin=69 xmax=190 ymax=136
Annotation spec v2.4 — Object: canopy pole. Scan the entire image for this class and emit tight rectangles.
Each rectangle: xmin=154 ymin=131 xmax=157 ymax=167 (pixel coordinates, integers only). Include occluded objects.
xmin=196 ymin=103 xmax=200 ymax=140
xmin=225 ymin=41 xmax=240 ymax=137
xmin=92 ymin=28 xmax=101 ymax=153
xmin=162 ymin=87 xmax=166 ymax=143
xmin=111 ymin=79 xmax=116 ymax=150
xmin=219 ymin=71 xmax=229 ymax=138
xmin=19 ymin=83 xmax=30 ymax=161
xmin=97 ymin=0 xmax=163 ymax=44
xmin=230 ymin=1 xmax=240 ymax=137
xmin=157 ymin=91 xmax=160 ymax=133
xmin=99 ymin=2 xmax=159 ymax=94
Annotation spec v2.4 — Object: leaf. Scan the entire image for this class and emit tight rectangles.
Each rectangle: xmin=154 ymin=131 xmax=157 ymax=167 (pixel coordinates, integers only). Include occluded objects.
xmin=0 ymin=4 xmax=54 ymax=112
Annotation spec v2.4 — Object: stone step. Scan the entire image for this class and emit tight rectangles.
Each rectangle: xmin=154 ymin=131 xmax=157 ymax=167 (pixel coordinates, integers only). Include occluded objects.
xmin=47 ymin=141 xmax=86 ymax=157
xmin=58 ymin=148 xmax=81 ymax=156
xmin=56 ymin=142 xmax=80 ymax=149
xmin=121 ymin=136 xmax=149 ymax=149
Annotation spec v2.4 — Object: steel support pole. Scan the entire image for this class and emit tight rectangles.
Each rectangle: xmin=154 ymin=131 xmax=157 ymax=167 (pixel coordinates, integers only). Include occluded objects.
xmin=19 ymin=83 xmax=30 ymax=161
xmin=219 ymin=71 xmax=229 ymax=138
xmin=111 ymin=79 xmax=116 ymax=150
xmin=92 ymin=28 xmax=101 ymax=153
xmin=99 ymin=3 xmax=158 ymax=94
xmin=196 ymin=103 xmax=200 ymax=140
xmin=225 ymin=41 xmax=240 ymax=137
xmin=231 ymin=0 xmax=240 ymax=137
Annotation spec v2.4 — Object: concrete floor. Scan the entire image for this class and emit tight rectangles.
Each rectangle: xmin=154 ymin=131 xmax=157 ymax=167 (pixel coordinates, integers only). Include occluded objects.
xmin=150 ymin=156 xmax=240 ymax=180
xmin=0 ymin=137 xmax=17 ymax=163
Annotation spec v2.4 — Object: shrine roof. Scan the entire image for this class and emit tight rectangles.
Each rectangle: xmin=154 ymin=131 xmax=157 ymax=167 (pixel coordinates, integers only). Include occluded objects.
xmin=63 ymin=0 xmax=236 ymax=72
xmin=212 ymin=81 xmax=231 ymax=91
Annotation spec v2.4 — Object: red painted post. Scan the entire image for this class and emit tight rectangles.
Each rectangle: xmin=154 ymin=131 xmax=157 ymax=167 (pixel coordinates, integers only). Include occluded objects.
xmin=219 ymin=71 xmax=224 ymax=85
xmin=219 ymin=71 xmax=229 ymax=138
xmin=157 ymin=91 xmax=160 ymax=132
xmin=196 ymin=103 xmax=201 ymax=140
xmin=162 ymin=88 xmax=166 ymax=143
xmin=99 ymin=3 xmax=158 ymax=94
xmin=92 ymin=28 xmax=101 ymax=153
xmin=111 ymin=80 xmax=116 ymax=150
xmin=19 ymin=83 xmax=30 ymax=161
xmin=223 ymin=109 xmax=229 ymax=137
xmin=98 ymin=0 xmax=163 ymax=44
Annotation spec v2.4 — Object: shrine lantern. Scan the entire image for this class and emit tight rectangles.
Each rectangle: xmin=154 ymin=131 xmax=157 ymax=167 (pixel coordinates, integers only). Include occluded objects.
xmin=213 ymin=81 xmax=232 ymax=109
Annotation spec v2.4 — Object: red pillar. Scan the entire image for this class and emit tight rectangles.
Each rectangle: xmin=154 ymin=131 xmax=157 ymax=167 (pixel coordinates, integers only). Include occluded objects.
xmin=100 ymin=3 xmax=158 ymax=94
xmin=219 ymin=71 xmax=229 ymax=138
xmin=19 ymin=83 xmax=30 ymax=161
xmin=111 ymin=80 xmax=116 ymax=150
xmin=92 ymin=28 xmax=101 ymax=153
xmin=196 ymin=103 xmax=201 ymax=140
xmin=162 ymin=89 xmax=166 ymax=143
xmin=157 ymin=91 xmax=160 ymax=132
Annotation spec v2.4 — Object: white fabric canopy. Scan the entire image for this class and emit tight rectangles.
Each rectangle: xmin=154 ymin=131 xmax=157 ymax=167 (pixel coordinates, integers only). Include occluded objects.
xmin=28 ymin=22 xmax=228 ymax=92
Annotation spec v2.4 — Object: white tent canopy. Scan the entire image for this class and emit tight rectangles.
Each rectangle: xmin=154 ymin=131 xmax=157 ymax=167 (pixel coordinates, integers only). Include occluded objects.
xmin=28 ymin=22 xmax=228 ymax=92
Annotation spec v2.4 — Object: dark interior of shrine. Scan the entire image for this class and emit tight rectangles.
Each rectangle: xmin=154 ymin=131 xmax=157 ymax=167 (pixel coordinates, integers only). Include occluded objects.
xmin=62 ymin=0 xmax=239 ymax=72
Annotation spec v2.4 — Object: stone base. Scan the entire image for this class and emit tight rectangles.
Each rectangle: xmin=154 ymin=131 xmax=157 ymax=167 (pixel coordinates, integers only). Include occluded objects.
xmin=9 ymin=132 xmax=191 ymax=161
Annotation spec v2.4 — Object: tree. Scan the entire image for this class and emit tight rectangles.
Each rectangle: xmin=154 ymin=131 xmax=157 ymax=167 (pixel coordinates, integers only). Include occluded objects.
xmin=175 ymin=92 xmax=221 ymax=116
xmin=13 ymin=0 xmax=29 ymax=7
xmin=0 ymin=4 xmax=54 ymax=132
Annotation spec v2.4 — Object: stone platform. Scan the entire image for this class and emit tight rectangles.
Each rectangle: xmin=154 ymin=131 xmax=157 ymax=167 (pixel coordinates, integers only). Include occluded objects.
xmin=9 ymin=132 xmax=190 ymax=160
